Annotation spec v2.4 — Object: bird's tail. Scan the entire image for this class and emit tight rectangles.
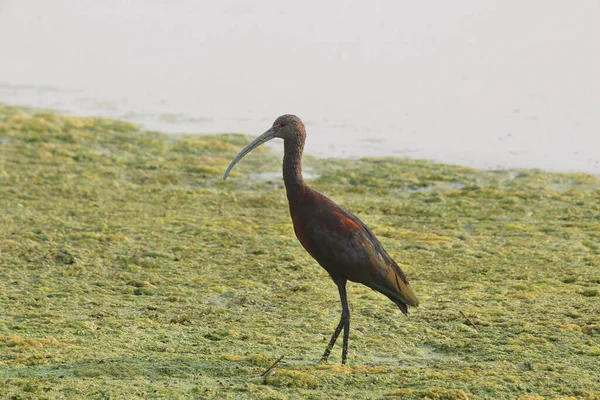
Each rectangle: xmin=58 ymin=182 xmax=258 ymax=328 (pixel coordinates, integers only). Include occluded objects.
xmin=391 ymin=267 xmax=420 ymax=308
xmin=384 ymin=278 xmax=418 ymax=315
xmin=391 ymin=297 xmax=409 ymax=315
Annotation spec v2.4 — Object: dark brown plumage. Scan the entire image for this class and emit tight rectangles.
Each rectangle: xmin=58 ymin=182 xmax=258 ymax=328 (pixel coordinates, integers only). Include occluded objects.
xmin=224 ymin=114 xmax=419 ymax=364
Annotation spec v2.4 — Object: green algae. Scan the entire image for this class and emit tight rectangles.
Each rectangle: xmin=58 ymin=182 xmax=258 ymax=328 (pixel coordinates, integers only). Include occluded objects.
xmin=0 ymin=104 xmax=599 ymax=399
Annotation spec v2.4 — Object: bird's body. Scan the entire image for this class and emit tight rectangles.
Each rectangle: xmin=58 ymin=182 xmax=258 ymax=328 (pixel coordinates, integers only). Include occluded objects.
xmin=287 ymin=184 xmax=418 ymax=314
xmin=224 ymin=114 xmax=418 ymax=364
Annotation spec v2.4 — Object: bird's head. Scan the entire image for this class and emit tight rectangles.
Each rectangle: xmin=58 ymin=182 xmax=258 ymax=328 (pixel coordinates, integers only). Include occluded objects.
xmin=270 ymin=114 xmax=305 ymax=141
xmin=223 ymin=114 xmax=305 ymax=180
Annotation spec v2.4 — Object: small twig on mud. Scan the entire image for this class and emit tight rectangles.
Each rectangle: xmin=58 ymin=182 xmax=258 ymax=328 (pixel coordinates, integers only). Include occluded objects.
xmin=261 ymin=355 xmax=285 ymax=377
xmin=460 ymin=310 xmax=479 ymax=332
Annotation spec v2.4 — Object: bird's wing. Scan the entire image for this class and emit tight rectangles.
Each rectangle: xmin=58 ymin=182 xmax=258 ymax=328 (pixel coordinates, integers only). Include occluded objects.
xmin=293 ymin=203 xmax=419 ymax=309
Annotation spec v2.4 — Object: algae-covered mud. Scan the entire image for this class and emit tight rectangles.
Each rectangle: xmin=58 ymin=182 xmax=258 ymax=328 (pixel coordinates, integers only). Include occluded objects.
xmin=0 ymin=105 xmax=599 ymax=399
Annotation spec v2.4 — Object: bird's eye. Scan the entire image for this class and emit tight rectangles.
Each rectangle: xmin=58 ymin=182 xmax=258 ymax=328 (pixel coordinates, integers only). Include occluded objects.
xmin=278 ymin=123 xmax=286 ymax=128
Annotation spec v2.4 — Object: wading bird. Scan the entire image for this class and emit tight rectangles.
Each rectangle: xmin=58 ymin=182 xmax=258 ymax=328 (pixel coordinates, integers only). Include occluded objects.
xmin=223 ymin=115 xmax=419 ymax=364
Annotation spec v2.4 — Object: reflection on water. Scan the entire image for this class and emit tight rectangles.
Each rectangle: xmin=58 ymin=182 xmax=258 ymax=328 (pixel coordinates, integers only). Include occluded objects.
xmin=1 ymin=1 xmax=599 ymax=173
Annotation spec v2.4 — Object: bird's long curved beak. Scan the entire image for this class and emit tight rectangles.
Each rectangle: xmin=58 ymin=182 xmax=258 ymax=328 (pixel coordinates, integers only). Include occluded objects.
xmin=223 ymin=127 xmax=276 ymax=180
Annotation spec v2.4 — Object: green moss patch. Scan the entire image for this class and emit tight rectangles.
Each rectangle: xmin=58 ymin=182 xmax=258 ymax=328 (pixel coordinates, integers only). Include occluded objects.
xmin=1 ymin=105 xmax=599 ymax=399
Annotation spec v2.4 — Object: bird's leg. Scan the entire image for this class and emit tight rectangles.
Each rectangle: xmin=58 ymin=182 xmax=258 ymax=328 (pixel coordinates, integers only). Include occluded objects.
xmin=320 ymin=312 xmax=345 ymax=363
xmin=341 ymin=297 xmax=350 ymax=365
xmin=321 ymin=280 xmax=350 ymax=364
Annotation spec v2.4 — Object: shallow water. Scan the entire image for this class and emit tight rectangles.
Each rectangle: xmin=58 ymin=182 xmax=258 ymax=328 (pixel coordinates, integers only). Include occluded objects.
xmin=1 ymin=1 xmax=599 ymax=173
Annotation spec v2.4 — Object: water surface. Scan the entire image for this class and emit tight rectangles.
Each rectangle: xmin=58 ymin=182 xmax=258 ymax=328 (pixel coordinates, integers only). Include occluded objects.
xmin=1 ymin=1 xmax=599 ymax=173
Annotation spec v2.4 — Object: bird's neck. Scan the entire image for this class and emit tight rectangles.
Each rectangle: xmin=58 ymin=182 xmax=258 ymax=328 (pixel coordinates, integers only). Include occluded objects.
xmin=283 ymin=135 xmax=305 ymax=197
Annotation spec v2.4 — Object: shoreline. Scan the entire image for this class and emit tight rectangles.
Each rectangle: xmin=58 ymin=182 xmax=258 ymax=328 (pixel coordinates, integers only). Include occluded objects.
xmin=2 ymin=97 xmax=599 ymax=176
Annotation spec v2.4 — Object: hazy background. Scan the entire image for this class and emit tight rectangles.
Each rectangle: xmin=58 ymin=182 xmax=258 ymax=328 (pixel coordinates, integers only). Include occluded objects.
xmin=1 ymin=0 xmax=599 ymax=173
